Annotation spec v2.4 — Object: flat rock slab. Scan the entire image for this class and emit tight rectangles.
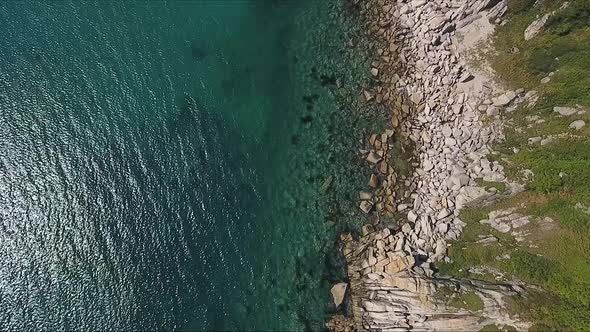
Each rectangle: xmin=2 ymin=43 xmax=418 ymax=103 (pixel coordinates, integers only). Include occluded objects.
xmin=331 ymin=283 xmax=348 ymax=307
xmin=554 ymin=106 xmax=579 ymax=116
xmin=570 ymin=120 xmax=586 ymax=130
xmin=492 ymin=91 xmax=516 ymax=107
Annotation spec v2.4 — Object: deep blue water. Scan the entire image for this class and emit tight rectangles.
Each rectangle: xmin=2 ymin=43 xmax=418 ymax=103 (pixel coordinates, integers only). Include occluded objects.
xmin=0 ymin=1 xmax=375 ymax=330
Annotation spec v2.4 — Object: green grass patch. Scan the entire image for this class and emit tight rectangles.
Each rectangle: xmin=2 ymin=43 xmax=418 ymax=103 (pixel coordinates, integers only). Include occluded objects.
xmin=479 ymin=323 xmax=518 ymax=332
xmin=512 ymin=137 xmax=590 ymax=195
xmin=475 ymin=178 xmax=508 ymax=192
xmin=450 ymin=291 xmax=484 ymax=311
xmin=434 ymin=286 xmax=484 ymax=312
xmin=438 ymin=0 xmax=590 ymax=329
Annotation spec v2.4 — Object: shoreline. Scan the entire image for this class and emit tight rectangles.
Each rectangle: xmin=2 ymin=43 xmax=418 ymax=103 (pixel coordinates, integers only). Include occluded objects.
xmin=328 ymin=0 xmax=542 ymax=330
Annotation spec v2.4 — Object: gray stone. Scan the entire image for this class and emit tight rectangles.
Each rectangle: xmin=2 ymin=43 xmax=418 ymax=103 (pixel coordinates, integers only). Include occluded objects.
xmin=512 ymin=216 xmax=530 ymax=228
xmin=448 ymin=174 xmax=470 ymax=190
xmin=360 ymin=200 xmax=373 ymax=214
xmin=360 ymin=191 xmax=373 ymax=200
xmin=569 ymin=120 xmax=585 ymax=130
xmin=400 ymin=4 xmax=412 ymax=15
xmin=486 ymin=106 xmax=499 ymax=116
xmin=524 ymin=13 xmax=551 ymax=41
xmin=411 ymin=92 xmax=422 ymax=104
xmin=540 ymin=137 xmax=554 ymax=145
xmin=401 ymin=223 xmax=412 ymax=234
xmin=442 ymin=126 xmax=453 ymax=137
xmin=554 ymin=106 xmax=578 ymax=116
xmin=411 ymin=0 xmax=427 ymax=8
xmin=528 ymin=136 xmax=542 ymax=144
xmin=367 ymin=151 xmax=382 ymax=164
xmin=525 ymin=90 xmax=539 ymax=107
xmin=476 ymin=235 xmax=498 ymax=244
xmin=429 ymin=16 xmax=447 ymax=30
xmin=331 ymin=283 xmax=347 ymax=307
xmin=492 ymin=92 xmax=515 ymax=107
xmin=408 ymin=210 xmax=418 ymax=223
xmin=459 ymin=72 xmax=473 ymax=82
xmin=437 ymin=209 xmax=451 ymax=220
xmin=445 ymin=137 xmax=457 ymax=147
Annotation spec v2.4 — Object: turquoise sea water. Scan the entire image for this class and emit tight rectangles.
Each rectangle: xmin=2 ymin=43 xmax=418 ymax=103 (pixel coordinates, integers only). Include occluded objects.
xmin=0 ymin=1 xmax=381 ymax=330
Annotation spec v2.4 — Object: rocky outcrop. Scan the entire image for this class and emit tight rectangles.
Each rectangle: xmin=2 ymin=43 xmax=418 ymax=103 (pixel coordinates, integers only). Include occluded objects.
xmin=524 ymin=2 xmax=569 ymax=41
xmin=478 ymin=208 xmax=556 ymax=244
xmin=524 ymin=13 xmax=551 ymax=41
xmin=553 ymin=106 xmax=582 ymax=116
xmin=341 ymin=230 xmax=531 ymax=331
xmin=328 ymin=0 xmax=538 ymax=330
xmin=357 ymin=0 xmax=526 ymax=271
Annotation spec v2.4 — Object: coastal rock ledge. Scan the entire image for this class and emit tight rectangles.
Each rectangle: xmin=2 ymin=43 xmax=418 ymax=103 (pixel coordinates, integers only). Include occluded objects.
xmin=338 ymin=231 xmax=530 ymax=331
xmin=328 ymin=0 xmax=539 ymax=330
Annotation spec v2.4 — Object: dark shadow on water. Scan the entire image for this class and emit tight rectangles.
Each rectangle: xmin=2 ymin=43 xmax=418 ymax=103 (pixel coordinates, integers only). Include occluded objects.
xmin=190 ymin=43 xmax=208 ymax=61
xmin=171 ymin=94 xmax=202 ymax=129
xmin=205 ymin=312 xmax=225 ymax=332
xmin=301 ymin=115 xmax=313 ymax=124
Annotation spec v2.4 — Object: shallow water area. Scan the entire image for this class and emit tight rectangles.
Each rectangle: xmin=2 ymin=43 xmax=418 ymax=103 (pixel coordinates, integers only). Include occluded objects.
xmin=0 ymin=1 xmax=378 ymax=330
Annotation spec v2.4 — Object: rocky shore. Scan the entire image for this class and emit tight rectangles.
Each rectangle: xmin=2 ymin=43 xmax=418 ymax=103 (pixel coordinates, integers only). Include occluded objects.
xmin=328 ymin=0 xmax=543 ymax=330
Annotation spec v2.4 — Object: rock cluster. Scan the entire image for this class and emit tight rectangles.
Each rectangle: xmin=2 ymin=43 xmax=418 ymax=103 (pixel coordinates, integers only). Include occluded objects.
xmin=331 ymin=0 xmax=536 ymax=330
xmin=358 ymin=0 xmax=524 ymax=268
xmin=360 ymin=129 xmax=399 ymax=215
xmin=479 ymin=208 xmax=556 ymax=244
xmin=340 ymin=230 xmax=530 ymax=331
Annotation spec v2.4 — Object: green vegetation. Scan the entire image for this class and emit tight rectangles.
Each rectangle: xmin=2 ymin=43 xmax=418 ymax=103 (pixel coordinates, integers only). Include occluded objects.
xmin=434 ymin=286 xmax=484 ymax=312
xmin=438 ymin=0 xmax=590 ymax=330
xmin=440 ymin=192 xmax=590 ymax=330
xmin=450 ymin=291 xmax=484 ymax=311
xmin=475 ymin=178 xmax=508 ymax=192
xmin=479 ymin=323 xmax=518 ymax=332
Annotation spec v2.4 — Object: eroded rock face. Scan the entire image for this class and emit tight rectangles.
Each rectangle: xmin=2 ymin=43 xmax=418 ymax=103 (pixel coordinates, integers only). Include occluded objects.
xmin=554 ymin=106 xmax=579 ymax=116
xmin=524 ymin=2 xmax=570 ymax=41
xmin=524 ymin=13 xmax=551 ymax=41
xmin=340 ymin=231 xmax=531 ymax=331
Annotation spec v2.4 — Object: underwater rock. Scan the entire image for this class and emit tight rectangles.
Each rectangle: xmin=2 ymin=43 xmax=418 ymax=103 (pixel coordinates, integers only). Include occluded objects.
xmin=330 ymin=283 xmax=348 ymax=307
